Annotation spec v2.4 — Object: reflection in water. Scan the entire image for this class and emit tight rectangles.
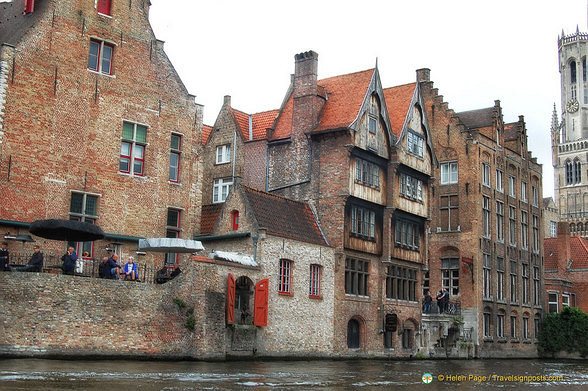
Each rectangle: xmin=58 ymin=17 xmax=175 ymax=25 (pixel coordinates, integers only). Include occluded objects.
xmin=0 ymin=358 xmax=587 ymax=390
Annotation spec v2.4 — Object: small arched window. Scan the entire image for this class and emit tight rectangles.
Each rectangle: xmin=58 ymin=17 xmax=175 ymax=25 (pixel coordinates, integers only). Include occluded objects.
xmin=347 ymin=319 xmax=360 ymax=348
xmin=571 ymin=61 xmax=577 ymax=84
xmin=565 ymin=159 xmax=573 ymax=185
xmin=574 ymin=158 xmax=582 ymax=184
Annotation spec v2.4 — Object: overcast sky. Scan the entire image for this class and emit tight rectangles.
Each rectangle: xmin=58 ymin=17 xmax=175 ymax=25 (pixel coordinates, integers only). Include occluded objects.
xmin=149 ymin=0 xmax=588 ymax=199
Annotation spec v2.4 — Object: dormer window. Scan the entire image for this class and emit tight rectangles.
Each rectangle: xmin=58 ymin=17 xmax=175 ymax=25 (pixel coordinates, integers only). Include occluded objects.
xmin=407 ymin=130 xmax=424 ymax=158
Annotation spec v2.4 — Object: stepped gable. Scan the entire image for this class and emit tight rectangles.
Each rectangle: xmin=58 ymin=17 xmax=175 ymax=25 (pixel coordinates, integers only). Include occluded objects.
xmin=242 ymin=186 xmax=328 ymax=246
xmin=383 ymin=82 xmax=417 ymax=137
xmin=200 ymin=203 xmax=223 ymax=235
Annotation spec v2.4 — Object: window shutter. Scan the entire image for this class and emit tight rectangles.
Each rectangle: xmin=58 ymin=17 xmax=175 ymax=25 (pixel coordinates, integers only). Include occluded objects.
xmin=226 ymin=273 xmax=235 ymax=325
xmin=97 ymin=0 xmax=112 ymax=15
xmin=24 ymin=0 xmax=35 ymax=13
xmin=254 ymin=279 xmax=269 ymax=327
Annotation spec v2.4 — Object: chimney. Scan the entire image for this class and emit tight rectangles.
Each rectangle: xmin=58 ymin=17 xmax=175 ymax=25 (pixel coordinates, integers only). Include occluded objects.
xmin=416 ymin=68 xmax=430 ymax=82
xmin=294 ymin=51 xmax=319 ymax=98
xmin=224 ymin=95 xmax=231 ymax=106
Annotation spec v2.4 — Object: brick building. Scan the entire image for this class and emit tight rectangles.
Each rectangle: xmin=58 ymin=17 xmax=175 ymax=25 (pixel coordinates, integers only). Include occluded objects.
xmin=197 ymin=183 xmax=335 ymax=357
xmin=420 ymin=72 xmax=545 ymax=357
xmin=544 ymin=223 xmax=588 ymax=314
xmin=258 ymin=51 xmax=436 ymax=356
xmin=0 ymin=0 xmax=202 ymax=266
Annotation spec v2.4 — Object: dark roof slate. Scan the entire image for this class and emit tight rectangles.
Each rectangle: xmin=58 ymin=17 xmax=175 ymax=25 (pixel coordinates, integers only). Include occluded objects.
xmin=457 ymin=107 xmax=494 ymax=129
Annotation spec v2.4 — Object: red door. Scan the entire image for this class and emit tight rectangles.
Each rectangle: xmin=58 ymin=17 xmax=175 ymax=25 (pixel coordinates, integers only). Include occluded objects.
xmin=254 ymin=279 xmax=269 ymax=327
xmin=226 ymin=274 xmax=235 ymax=325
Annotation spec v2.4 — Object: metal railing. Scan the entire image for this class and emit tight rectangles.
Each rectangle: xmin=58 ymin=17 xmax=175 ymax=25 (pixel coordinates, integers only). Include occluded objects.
xmin=7 ymin=252 xmax=160 ymax=284
xmin=422 ymin=300 xmax=461 ymax=315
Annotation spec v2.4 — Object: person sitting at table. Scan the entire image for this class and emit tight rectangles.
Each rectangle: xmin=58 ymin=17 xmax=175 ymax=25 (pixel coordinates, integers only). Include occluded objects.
xmin=123 ymin=256 xmax=138 ymax=281
xmin=14 ymin=245 xmax=43 ymax=272
xmin=61 ymin=246 xmax=77 ymax=275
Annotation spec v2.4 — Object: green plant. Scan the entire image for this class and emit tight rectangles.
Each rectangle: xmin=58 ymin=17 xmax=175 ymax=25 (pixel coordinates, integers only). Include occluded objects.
xmin=538 ymin=306 xmax=588 ymax=358
xmin=450 ymin=315 xmax=464 ymax=326
xmin=186 ymin=307 xmax=194 ymax=316
xmin=173 ymin=297 xmax=186 ymax=309
xmin=185 ymin=315 xmax=195 ymax=330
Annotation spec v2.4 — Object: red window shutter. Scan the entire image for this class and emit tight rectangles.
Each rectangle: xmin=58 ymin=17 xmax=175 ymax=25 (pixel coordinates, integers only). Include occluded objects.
xmin=97 ymin=0 xmax=112 ymax=15
xmin=226 ymin=273 xmax=235 ymax=325
xmin=254 ymin=279 xmax=269 ymax=327
xmin=232 ymin=211 xmax=239 ymax=230
xmin=24 ymin=0 xmax=35 ymax=13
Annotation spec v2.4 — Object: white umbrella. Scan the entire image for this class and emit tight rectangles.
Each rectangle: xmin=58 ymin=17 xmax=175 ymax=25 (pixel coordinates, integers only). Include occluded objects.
xmin=138 ymin=238 xmax=204 ymax=253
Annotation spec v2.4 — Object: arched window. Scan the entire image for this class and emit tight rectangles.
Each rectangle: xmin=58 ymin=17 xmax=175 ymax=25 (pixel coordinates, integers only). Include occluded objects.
xmin=347 ymin=319 xmax=360 ymax=348
xmin=578 ymin=222 xmax=584 ymax=233
xmin=571 ymin=61 xmax=577 ymax=84
xmin=235 ymin=276 xmax=253 ymax=324
xmin=570 ymin=223 xmax=576 ymax=233
xmin=574 ymin=158 xmax=582 ymax=184
xmin=565 ymin=159 xmax=573 ymax=185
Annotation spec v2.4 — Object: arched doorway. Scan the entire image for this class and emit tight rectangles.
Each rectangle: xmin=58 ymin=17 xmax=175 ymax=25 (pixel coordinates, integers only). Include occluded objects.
xmin=347 ymin=319 xmax=360 ymax=348
xmin=235 ymin=276 xmax=253 ymax=324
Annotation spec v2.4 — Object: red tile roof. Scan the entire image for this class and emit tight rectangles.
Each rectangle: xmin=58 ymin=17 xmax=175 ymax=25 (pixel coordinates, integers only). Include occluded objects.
xmin=202 ymin=124 xmax=213 ymax=144
xmin=270 ymin=93 xmax=294 ymax=141
xmin=569 ymin=236 xmax=588 ymax=268
xmin=544 ymin=237 xmax=559 ymax=270
xmin=242 ymin=186 xmax=328 ymax=246
xmin=383 ymin=83 xmax=417 ymax=137
xmin=200 ymin=203 xmax=223 ymax=234
xmin=230 ymin=108 xmax=279 ymax=141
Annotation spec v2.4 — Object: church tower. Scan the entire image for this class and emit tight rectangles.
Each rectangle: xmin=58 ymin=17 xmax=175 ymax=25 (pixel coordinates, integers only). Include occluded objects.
xmin=553 ymin=27 xmax=588 ymax=233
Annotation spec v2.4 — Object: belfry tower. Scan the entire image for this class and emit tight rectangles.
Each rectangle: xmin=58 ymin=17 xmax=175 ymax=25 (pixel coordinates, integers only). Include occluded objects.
xmin=553 ymin=26 xmax=588 ymax=233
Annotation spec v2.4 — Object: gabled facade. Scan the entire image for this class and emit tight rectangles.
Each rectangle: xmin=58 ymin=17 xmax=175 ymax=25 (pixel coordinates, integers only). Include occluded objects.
xmin=263 ymin=51 xmax=436 ymax=356
xmin=196 ymin=183 xmax=335 ymax=356
xmin=201 ymin=96 xmax=278 ymax=207
xmin=421 ymin=70 xmax=545 ymax=357
xmin=0 ymin=0 xmax=202 ymax=266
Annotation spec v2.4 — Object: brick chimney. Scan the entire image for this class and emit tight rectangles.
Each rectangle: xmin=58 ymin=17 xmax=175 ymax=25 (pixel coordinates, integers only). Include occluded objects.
xmin=416 ymin=68 xmax=430 ymax=82
xmin=292 ymin=51 xmax=324 ymax=135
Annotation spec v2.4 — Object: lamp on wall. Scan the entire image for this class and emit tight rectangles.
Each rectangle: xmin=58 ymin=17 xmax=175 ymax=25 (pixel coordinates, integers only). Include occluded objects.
xmin=104 ymin=244 xmax=113 ymax=253
xmin=3 ymin=232 xmax=17 ymax=240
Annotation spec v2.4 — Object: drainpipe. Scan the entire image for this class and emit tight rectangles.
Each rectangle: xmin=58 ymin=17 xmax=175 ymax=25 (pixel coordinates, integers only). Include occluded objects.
xmin=252 ymin=233 xmax=259 ymax=264
xmin=232 ymin=129 xmax=237 ymax=182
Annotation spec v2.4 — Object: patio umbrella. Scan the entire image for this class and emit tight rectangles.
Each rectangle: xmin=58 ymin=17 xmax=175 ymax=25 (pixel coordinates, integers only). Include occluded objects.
xmin=138 ymin=238 xmax=204 ymax=253
xmin=29 ymin=219 xmax=105 ymax=242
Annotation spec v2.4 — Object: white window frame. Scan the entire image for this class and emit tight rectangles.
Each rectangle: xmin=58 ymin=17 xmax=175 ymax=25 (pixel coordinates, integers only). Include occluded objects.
xmin=407 ymin=130 xmax=424 ymax=158
xmin=521 ymin=181 xmax=528 ymax=202
xmin=216 ymin=144 xmax=231 ymax=164
xmin=440 ymin=162 xmax=458 ymax=185
xmin=482 ymin=163 xmax=491 ymax=187
xmin=509 ymin=176 xmax=516 ymax=198
xmin=496 ymin=169 xmax=504 ymax=192
xmin=213 ymin=178 xmax=233 ymax=203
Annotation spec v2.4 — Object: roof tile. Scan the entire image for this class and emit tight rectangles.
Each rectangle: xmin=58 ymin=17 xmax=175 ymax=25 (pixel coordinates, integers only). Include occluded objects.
xmin=200 ymin=204 xmax=223 ymax=234
xmin=383 ymin=83 xmax=417 ymax=137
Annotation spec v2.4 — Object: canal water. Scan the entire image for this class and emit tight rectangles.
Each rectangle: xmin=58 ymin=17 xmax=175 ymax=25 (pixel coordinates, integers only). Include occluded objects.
xmin=0 ymin=358 xmax=587 ymax=390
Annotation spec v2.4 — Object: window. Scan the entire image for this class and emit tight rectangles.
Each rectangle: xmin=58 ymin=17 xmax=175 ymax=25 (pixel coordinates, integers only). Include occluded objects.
xmin=355 ymin=158 xmax=380 ymax=188
xmin=232 ymin=211 xmax=239 ymax=230
xmin=521 ymin=181 xmax=527 ymax=202
xmin=345 ymin=258 xmax=369 ymax=296
xmin=509 ymin=206 xmax=517 ymax=245
xmin=402 ymin=327 xmax=413 ymax=349
xmin=351 ymin=206 xmax=376 ymax=240
xmin=497 ymin=314 xmax=505 ymax=338
xmin=534 ymin=315 xmax=541 ymax=338
xmin=508 ymin=176 xmax=516 ymax=197
xmin=347 ymin=319 xmax=360 ymax=348
xmin=523 ymin=317 xmax=529 ymax=339
xmin=440 ymin=162 xmax=458 ymax=184
xmin=169 ymin=134 xmax=181 ymax=182
xmin=165 ymin=209 xmax=181 ymax=267
xmin=369 ymin=116 xmax=377 ymax=134
xmin=565 ymin=159 xmax=573 ymax=185
xmin=120 ymin=122 xmax=147 ymax=176
xmin=69 ymin=192 xmax=99 ymax=258
xmin=395 ymin=219 xmax=420 ymax=250
xmin=309 ymin=264 xmax=321 ymax=298
xmin=571 ymin=60 xmax=577 ymax=84
xmin=483 ymin=253 xmax=492 ymax=299
xmin=497 ymin=257 xmax=505 ymax=301
xmin=483 ymin=312 xmax=491 ymax=337
xmin=574 ymin=158 xmax=582 ymax=184
xmin=522 ymin=264 xmax=529 ymax=304
xmin=562 ymin=293 xmax=570 ymax=307
xmin=422 ymin=271 xmax=430 ymax=296
xmin=550 ymin=221 xmax=557 ymax=237
xmin=213 ymin=178 xmax=233 ymax=203
xmin=442 ymin=257 xmax=459 ymax=295
xmin=510 ymin=316 xmax=517 ymax=338
xmin=521 ymin=211 xmax=528 ymax=249
xmin=482 ymin=163 xmax=491 ymax=187
xmin=399 ymin=173 xmax=423 ymax=201
xmin=533 ymin=266 xmax=540 ymax=306
xmin=278 ymin=259 xmax=292 ymax=294
xmin=88 ymin=39 xmax=113 ymax=75
xmin=385 ymin=266 xmax=417 ymax=301
xmin=97 ymin=0 xmax=112 ymax=15
xmin=532 ymin=186 xmax=539 ymax=206
xmin=496 ymin=169 xmax=504 ymax=192
xmin=439 ymin=194 xmax=459 ymax=231
xmin=483 ymin=196 xmax=491 ymax=238
xmin=510 ymin=261 xmax=518 ymax=303
xmin=216 ymin=144 xmax=231 ymax=164
xmin=548 ymin=292 xmax=558 ymax=313
xmin=407 ymin=131 xmax=424 ymax=157
xmin=496 ymin=201 xmax=504 ymax=242
xmin=532 ymin=215 xmax=539 ymax=253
